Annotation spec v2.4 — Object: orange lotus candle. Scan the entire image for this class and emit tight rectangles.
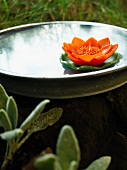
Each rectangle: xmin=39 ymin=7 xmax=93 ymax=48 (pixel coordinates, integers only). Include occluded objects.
xmin=62 ymin=37 xmax=118 ymax=67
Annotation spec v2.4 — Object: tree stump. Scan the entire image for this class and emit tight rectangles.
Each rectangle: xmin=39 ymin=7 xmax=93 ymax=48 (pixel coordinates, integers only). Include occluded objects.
xmin=1 ymin=84 xmax=127 ymax=170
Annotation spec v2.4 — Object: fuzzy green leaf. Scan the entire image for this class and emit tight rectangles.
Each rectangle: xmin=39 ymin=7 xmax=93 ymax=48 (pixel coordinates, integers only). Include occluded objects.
xmin=6 ymin=97 xmax=18 ymax=129
xmin=20 ymin=99 xmax=50 ymax=131
xmin=0 ymin=109 xmax=12 ymax=131
xmin=85 ymin=156 xmax=111 ymax=170
xmin=0 ymin=84 xmax=9 ymax=110
xmin=34 ymin=154 xmax=61 ymax=170
xmin=0 ymin=128 xmax=23 ymax=140
xmin=56 ymin=125 xmax=80 ymax=170
xmin=68 ymin=161 xmax=78 ymax=170
xmin=27 ymin=108 xmax=63 ymax=134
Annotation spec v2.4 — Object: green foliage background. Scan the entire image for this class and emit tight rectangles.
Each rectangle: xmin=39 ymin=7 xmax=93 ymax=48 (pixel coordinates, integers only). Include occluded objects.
xmin=0 ymin=0 xmax=127 ymax=30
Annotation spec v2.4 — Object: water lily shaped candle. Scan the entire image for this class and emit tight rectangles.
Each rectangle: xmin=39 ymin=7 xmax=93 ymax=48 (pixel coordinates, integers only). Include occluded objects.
xmin=60 ymin=37 xmax=120 ymax=72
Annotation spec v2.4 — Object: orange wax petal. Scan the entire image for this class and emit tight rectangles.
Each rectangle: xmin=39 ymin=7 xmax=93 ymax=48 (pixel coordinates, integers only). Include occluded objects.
xmin=105 ymin=44 xmax=118 ymax=58
xmin=75 ymin=52 xmax=102 ymax=62
xmin=78 ymin=54 xmax=95 ymax=62
xmin=68 ymin=55 xmax=86 ymax=65
xmin=101 ymin=44 xmax=112 ymax=54
xmin=89 ymin=55 xmax=107 ymax=66
xmin=84 ymin=37 xmax=98 ymax=47
xmin=90 ymin=44 xmax=118 ymax=66
xmin=63 ymin=43 xmax=77 ymax=54
xmin=63 ymin=43 xmax=70 ymax=49
xmin=70 ymin=44 xmax=79 ymax=53
xmin=98 ymin=38 xmax=110 ymax=48
xmin=71 ymin=53 xmax=80 ymax=59
xmin=62 ymin=46 xmax=71 ymax=56
xmin=73 ymin=52 xmax=104 ymax=62
xmin=72 ymin=37 xmax=85 ymax=47
xmin=63 ymin=43 xmax=72 ymax=52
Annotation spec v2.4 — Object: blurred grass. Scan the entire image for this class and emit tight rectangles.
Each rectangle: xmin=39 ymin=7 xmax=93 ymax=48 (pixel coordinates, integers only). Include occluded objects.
xmin=0 ymin=0 xmax=127 ymax=30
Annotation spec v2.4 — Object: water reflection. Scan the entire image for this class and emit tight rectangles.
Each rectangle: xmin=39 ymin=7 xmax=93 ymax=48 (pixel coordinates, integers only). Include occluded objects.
xmin=0 ymin=22 xmax=127 ymax=77
xmin=0 ymin=49 xmax=2 ymax=54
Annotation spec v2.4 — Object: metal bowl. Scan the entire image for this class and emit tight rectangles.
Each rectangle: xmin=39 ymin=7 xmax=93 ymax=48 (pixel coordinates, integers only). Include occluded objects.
xmin=0 ymin=21 xmax=127 ymax=98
